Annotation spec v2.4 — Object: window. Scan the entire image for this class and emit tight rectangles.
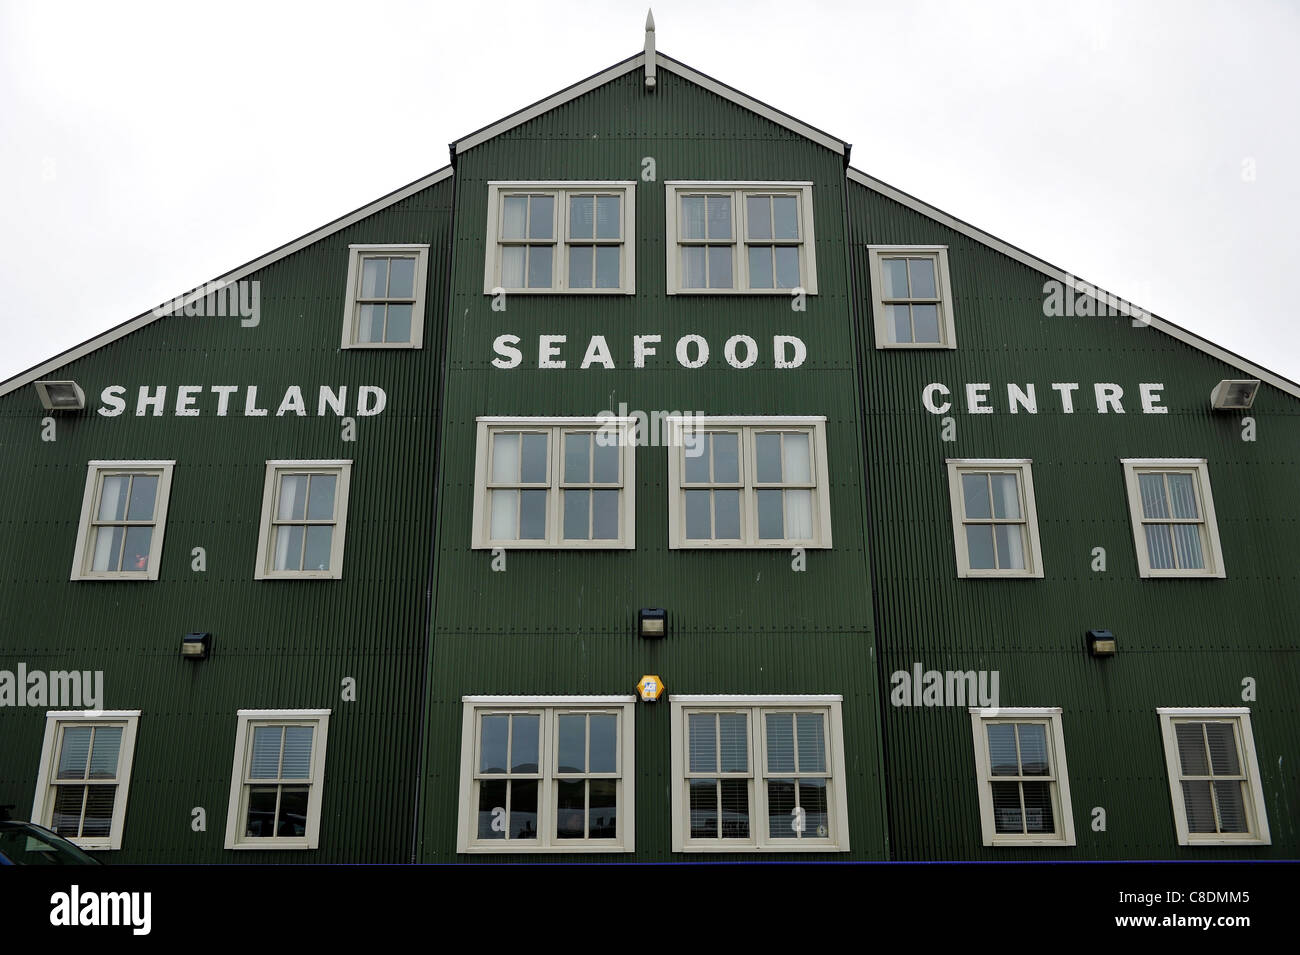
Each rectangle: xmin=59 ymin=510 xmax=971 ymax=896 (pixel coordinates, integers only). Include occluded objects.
xmin=224 ymin=710 xmax=330 ymax=849
xmin=968 ymin=707 xmax=1076 ymax=846
xmin=666 ymin=417 xmax=832 ymax=549
xmin=31 ymin=711 xmax=140 ymax=850
xmin=1157 ymin=708 xmax=1270 ymax=845
xmin=483 ymin=182 xmax=636 ymax=294
xmin=868 ymin=246 xmax=956 ymax=348
xmin=471 ymin=418 xmax=636 ymax=549
xmin=254 ymin=461 xmax=353 ymax=579
xmin=670 ymin=696 xmax=849 ymax=852
xmin=456 ymin=697 xmax=635 ymax=853
xmin=665 ymin=182 xmax=817 ymax=294
xmin=945 ymin=459 xmax=1044 ymax=578
xmin=70 ymin=461 xmax=175 ymax=581
xmin=341 ymin=244 xmax=429 ymax=348
xmin=1122 ymin=459 xmax=1226 ymax=578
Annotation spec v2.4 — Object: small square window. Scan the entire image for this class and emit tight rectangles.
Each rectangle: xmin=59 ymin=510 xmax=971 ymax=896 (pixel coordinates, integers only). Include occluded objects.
xmin=1122 ymin=459 xmax=1226 ymax=578
xmin=341 ymin=245 xmax=429 ymax=348
xmin=471 ymin=418 xmax=636 ymax=549
xmin=456 ymin=697 xmax=636 ymax=853
xmin=483 ymin=183 xmax=636 ymax=294
xmin=71 ymin=461 xmax=175 ymax=581
xmin=945 ymin=459 xmax=1044 ymax=578
xmin=665 ymin=182 xmax=817 ymax=294
xmin=1157 ymin=708 xmax=1269 ymax=845
xmin=31 ymin=711 xmax=141 ymax=850
xmin=670 ymin=695 xmax=850 ymax=852
xmin=666 ymin=417 xmax=832 ymax=549
xmin=254 ymin=461 xmax=353 ymax=579
xmin=868 ymin=246 xmax=956 ymax=348
xmin=969 ymin=707 xmax=1076 ymax=846
xmin=224 ymin=709 xmax=330 ymax=850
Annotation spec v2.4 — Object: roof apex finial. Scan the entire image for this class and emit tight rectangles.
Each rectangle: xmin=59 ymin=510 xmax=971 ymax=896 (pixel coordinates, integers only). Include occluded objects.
xmin=644 ymin=9 xmax=657 ymax=89
xmin=646 ymin=9 xmax=655 ymax=31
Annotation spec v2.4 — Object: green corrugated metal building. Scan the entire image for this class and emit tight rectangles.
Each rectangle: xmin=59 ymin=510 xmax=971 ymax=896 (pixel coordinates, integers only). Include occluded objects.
xmin=1 ymin=20 xmax=1295 ymax=863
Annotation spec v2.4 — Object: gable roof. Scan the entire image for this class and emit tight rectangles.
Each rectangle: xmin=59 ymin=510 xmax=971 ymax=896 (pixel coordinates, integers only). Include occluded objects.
xmin=848 ymin=168 xmax=1300 ymax=399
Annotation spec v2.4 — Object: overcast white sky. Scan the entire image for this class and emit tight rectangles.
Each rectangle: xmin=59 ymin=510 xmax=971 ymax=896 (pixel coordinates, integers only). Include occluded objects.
xmin=2 ymin=0 xmax=1298 ymax=384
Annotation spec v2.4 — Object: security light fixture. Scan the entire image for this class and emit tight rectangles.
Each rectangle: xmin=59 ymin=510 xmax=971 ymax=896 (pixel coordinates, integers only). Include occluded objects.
xmin=1210 ymin=379 xmax=1260 ymax=411
xmin=181 ymin=632 xmax=212 ymax=660
xmin=638 ymin=608 xmax=666 ymax=639
xmin=33 ymin=380 xmax=86 ymax=411
xmin=1086 ymin=629 xmax=1117 ymax=658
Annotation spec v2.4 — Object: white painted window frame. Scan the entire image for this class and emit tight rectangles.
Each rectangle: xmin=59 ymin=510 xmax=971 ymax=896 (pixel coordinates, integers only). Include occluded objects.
xmin=665 ymin=182 xmax=818 ymax=294
xmin=31 ymin=710 xmax=141 ymax=851
xmin=482 ymin=182 xmax=637 ymax=294
xmin=456 ymin=696 xmax=637 ymax=854
xmin=868 ymin=245 xmax=957 ymax=349
xmin=665 ymin=416 xmax=832 ymax=550
xmin=471 ymin=417 xmax=637 ymax=550
xmin=70 ymin=461 xmax=175 ymax=582
xmin=669 ymin=695 xmax=849 ymax=853
xmin=340 ymin=243 xmax=430 ymax=349
xmin=223 ymin=709 xmax=331 ymax=850
xmin=945 ymin=459 xmax=1045 ymax=578
xmin=1121 ymin=459 xmax=1226 ymax=579
xmin=968 ymin=707 xmax=1076 ymax=847
xmin=1156 ymin=707 xmax=1269 ymax=846
xmin=253 ymin=460 xmax=353 ymax=579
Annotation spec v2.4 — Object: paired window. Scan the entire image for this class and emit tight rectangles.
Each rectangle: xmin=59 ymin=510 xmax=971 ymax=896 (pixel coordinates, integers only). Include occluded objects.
xmin=341 ymin=244 xmax=429 ymax=348
xmin=224 ymin=710 xmax=330 ymax=849
xmin=483 ymin=182 xmax=636 ymax=294
xmin=665 ymin=183 xmax=817 ymax=294
xmin=31 ymin=711 xmax=140 ymax=850
xmin=254 ymin=461 xmax=353 ymax=579
xmin=945 ymin=460 xmax=1044 ymax=578
xmin=669 ymin=696 xmax=849 ymax=852
xmin=868 ymin=246 xmax=956 ymax=348
xmin=471 ymin=418 xmax=636 ymax=549
xmin=666 ymin=417 xmax=832 ymax=549
xmin=456 ymin=697 xmax=635 ymax=853
xmin=1122 ymin=459 xmax=1226 ymax=578
xmin=1157 ymin=708 xmax=1269 ymax=845
xmin=70 ymin=461 xmax=175 ymax=581
xmin=968 ymin=708 xmax=1076 ymax=846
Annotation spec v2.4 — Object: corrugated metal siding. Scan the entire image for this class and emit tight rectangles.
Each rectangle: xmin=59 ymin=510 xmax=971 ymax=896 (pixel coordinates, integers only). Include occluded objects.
xmin=419 ymin=68 xmax=888 ymax=860
xmin=848 ymin=178 xmax=1300 ymax=858
xmin=0 ymin=178 xmax=454 ymax=862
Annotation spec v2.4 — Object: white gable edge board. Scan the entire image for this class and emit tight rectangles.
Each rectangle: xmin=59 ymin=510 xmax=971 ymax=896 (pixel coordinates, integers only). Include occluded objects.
xmin=847 ymin=167 xmax=1300 ymax=400
xmin=0 ymin=165 xmax=454 ymax=399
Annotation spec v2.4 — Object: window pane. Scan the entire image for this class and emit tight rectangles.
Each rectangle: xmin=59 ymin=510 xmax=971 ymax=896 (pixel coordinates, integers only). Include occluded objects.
xmin=962 ymin=473 xmax=991 ymax=519
xmin=1016 ymin=724 xmax=1049 ymax=775
xmin=684 ymin=439 xmax=709 ymax=483
xmin=388 ymin=256 xmax=416 ymax=298
xmin=589 ymin=779 xmax=617 ymax=838
xmin=568 ymin=245 xmax=594 ymax=288
xmin=800 ymin=779 xmax=828 ymax=837
xmin=519 ymin=489 xmax=547 ymax=539
xmin=479 ymin=715 xmax=509 ymax=774
xmin=528 ymin=196 xmax=553 ymax=239
xmin=477 ymin=779 xmax=506 ymax=839
xmin=685 ymin=490 xmax=711 ymax=539
xmin=527 ymin=246 xmax=553 ymax=288
xmin=564 ymin=433 xmax=590 ymax=483
xmin=278 ymin=475 xmax=309 ymax=520
xmin=757 ymin=489 xmax=783 ymax=539
xmin=719 ymin=713 xmax=748 ymax=772
xmin=966 ymin=525 xmax=996 ymax=570
xmin=95 ymin=476 xmax=128 ymax=522
xmin=994 ymin=524 xmax=1026 ymax=570
xmin=755 ymin=433 xmax=782 ymax=483
xmin=890 ymin=304 xmax=912 ymax=343
xmin=911 ymin=304 xmax=940 ymax=343
xmin=245 ymin=787 xmax=278 ymax=837
xmin=1173 ymin=525 xmax=1205 ymax=569
xmin=502 ymin=196 xmax=527 ymax=240
xmin=521 ymin=433 xmax=548 ymax=483
xmin=595 ymin=196 xmax=620 ymax=240
xmin=57 ymin=727 xmax=92 ymax=779
xmin=81 ymin=786 xmax=115 ymax=838
xmin=491 ymin=433 xmax=520 ymax=483
xmin=714 ymin=490 xmax=741 ymax=539
xmin=1145 ymin=524 xmax=1175 ymax=569
xmin=787 ymin=490 xmax=813 ymax=539
xmin=88 ymin=727 xmax=122 ymax=780
xmin=569 ymin=195 xmax=594 ymax=239
xmin=774 ymin=247 xmax=800 ymax=289
xmin=273 ymin=525 xmax=304 ymax=571
xmin=589 ymin=714 xmax=617 ymax=773
xmin=881 ymin=258 xmax=909 ymax=299
xmin=1214 ymin=781 xmax=1248 ymax=832
xmin=556 ymin=780 xmax=585 ymax=838
xmin=563 ymin=489 xmax=590 ymax=540
xmin=1175 ymin=722 xmax=1210 ymax=776
xmin=91 ymin=525 xmax=124 ymax=572
xmin=510 ymin=714 xmax=540 ymax=772
xmin=680 ymin=196 xmax=706 ymax=240
xmin=989 ymin=473 xmax=1021 ymax=519
xmin=797 ymin=713 xmax=826 ymax=772
xmin=986 ymin=724 xmax=1018 ymax=776
xmin=707 ymin=246 xmax=733 ymax=288
xmin=277 ymin=787 xmax=309 ymax=837
xmin=688 ymin=714 xmax=716 ymax=772
xmin=304 ymin=526 xmax=332 ymax=571
xmin=595 ymin=246 xmax=620 ymax=288
xmin=51 ymin=786 xmax=84 ymax=836
xmin=783 ymin=433 xmax=811 ymax=483
xmin=356 ymin=304 xmax=382 ymax=342
xmin=121 ymin=527 xmax=152 ymax=572
xmin=681 ymin=246 xmax=706 ymax=288
xmin=592 ymin=440 xmax=619 ymax=484
xmin=307 ymin=475 xmax=336 ymax=520
xmin=1138 ymin=473 xmax=1169 ymax=519
xmin=713 ymin=433 xmax=739 ymax=483
xmin=707 ymin=195 xmax=731 ymax=239
xmin=490 ymin=489 xmax=518 ymax=540
xmin=281 ymin=726 xmax=313 ymax=778
xmin=765 ymin=713 xmax=795 ymax=773
xmin=250 ymin=726 xmax=283 ymax=779
xmin=126 ymin=475 xmax=158 ymax=521
xmin=773 ymin=196 xmax=798 ymax=239
xmin=908 ymin=257 xmax=937 ymax=297
xmin=767 ymin=778 xmax=797 ymax=838
xmin=1167 ymin=473 xmax=1199 ymax=519
xmin=1181 ymin=780 xmax=1216 ymax=833
xmin=1205 ymin=723 xmax=1240 ymax=775
xmin=384 ymin=304 xmax=412 ymax=343
xmin=360 ymin=257 xmax=387 ymax=297
xmin=591 ymin=490 xmax=619 ymax=540
xmin=500 ymin=246 xmax=525 ymax=287
xmin=689 ymin=779 xmax=718 ymax=837
xmin=1021 ymin=781 xmax=1055 ymax=834
xmin=557 ymin=714 xmax=586 ymax=773
xmin=720 ymin=779 xmax=749 ymax=837
xmin=991 ymin=781 xmax=1023 ymax=833
xmin=510 ymin=780 xmax=538 ymax=839
xmin=746 ymin=195 xmax=772 ymax=240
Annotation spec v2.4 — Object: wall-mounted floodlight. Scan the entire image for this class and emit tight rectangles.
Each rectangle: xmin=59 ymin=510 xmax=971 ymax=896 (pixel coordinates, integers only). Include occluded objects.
xmin=181 ymin=632 xmax=212 ymax=660
xmin=1086 ymin=630 xmax=1117 ymax=658
xmin=638 ymin=608 xmax=667 ymax=639
xmin=34 ymin=380 xmax=86 ymax=411
xmin=1210 ymin=379 xmax=1260 ymax=411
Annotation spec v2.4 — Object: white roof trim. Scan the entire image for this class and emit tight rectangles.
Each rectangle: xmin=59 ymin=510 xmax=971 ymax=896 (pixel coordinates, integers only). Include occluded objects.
xmin=453 ymin=52 xmax=847 ymax=157
xmin=847 ymin=167 xmax=1300 ymax=399
xmin=0 ymin=165 xmax=454 ymax=399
